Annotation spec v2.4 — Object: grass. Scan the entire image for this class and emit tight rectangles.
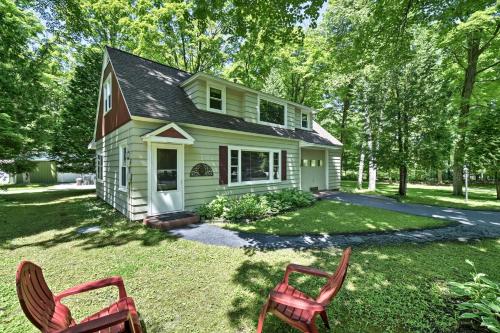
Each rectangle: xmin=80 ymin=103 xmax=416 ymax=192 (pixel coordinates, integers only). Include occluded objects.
xmin=0 ymin=183 xmax=53 ymax=192
xmin=342 ymin=180 xmax=500 ymax=211
xmin=217 ymin=200 xmax=452 ymax=235
xmin=1 ymin=189 xmax=499 ymax=332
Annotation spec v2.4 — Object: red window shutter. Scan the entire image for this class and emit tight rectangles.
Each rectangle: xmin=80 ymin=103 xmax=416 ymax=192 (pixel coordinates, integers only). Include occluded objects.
xmin=219 ymin=146 xmax=228 ymax=185
xmin=281 ymin=150 xmax=287 ymax=181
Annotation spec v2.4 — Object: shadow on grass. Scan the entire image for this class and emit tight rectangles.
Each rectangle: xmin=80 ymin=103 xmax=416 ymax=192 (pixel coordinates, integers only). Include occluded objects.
xmin=0 ymin=189 xmax=176 ymax=250
xmin=227 ymin=240 xmax=500 ymax=332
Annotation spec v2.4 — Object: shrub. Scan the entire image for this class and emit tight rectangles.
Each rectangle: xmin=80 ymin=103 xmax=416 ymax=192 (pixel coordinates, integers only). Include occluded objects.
xmin=264 ymin=188 xmax=315 ymax=212
xmin=224 ymin=194 xmax=269 ymax=221
xmin=448 ymin=260 xmax=500 ymax=333
xmin=197 ymin=189 xmax=316 ymax=222
xmin=196 ymin=195 xmax=229 ymax=219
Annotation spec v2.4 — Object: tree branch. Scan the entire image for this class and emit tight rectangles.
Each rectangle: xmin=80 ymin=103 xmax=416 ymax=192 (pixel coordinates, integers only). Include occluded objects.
xmin=477 ymin=59 xmax=500 ymax=74
xmin=451 ymin=50 xmax=466 ymax=69
xmin=478 ymin=23 xmax=500 ymax=55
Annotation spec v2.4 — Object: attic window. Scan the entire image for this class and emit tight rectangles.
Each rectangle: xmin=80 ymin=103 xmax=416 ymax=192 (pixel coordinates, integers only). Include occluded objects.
xmin=259 ymin=97 xmax=286 ymax=126
xmin=103 ymin=74 xmax=112 ymax=113
xmin=301 ymin=112 xmax=310 ymax=129
xmin=207 ymin=83 xmax=226 ymax=113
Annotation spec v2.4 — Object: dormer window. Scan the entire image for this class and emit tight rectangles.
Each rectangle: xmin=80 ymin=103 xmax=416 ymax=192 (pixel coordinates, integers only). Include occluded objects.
xmin=301 ymin=112 xmax=310 ymax=129
xmin=103 ymin=74 xmax=112 ymax=113
xmin=259 ymin=97 xmax=286 ymax=127
xmin=206 ymin=82 xmax=226 ymax=113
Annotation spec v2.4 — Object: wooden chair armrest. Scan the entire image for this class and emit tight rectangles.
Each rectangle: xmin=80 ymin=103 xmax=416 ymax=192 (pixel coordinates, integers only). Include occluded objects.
xmin=269 ymin=291 xmax=325 ymax=312
xmin=55 ymin=310 xmax=134 ymax=333
xmin=55 ymin=276 xmax=127 ymax=301
xmin=283 ymin=264 xmax=331 ymax=284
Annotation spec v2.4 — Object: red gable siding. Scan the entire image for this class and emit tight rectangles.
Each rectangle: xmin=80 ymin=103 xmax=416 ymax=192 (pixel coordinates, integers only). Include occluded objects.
xmin=96 ymin=62 xmax=131 ymax=140
xmin=158 ymin=128 xmax=186 ymax=139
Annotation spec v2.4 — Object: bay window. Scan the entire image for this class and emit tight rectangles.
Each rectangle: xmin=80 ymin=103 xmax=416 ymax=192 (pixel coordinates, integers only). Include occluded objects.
xmin=228 ymin=147 xmax=281 ymax=185
xmin=259 ymin=97 xmax=286 ymax=126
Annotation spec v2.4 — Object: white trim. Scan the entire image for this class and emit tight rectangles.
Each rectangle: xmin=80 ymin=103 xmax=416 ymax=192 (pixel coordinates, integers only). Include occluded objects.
xmin=92 ymin=54 xmax=109 ymax=140
xmin=300 ymin=111 xmax=311 ymax=130
xmin=298 ymin=145 xmax=302 ymax=190
xmin=257 ymin=95 xmax=288 ymax=128
xmin=206 ymin=81 xmax=226 ymax=114
xmin=142 ymin=122 xmax=195 ymax=145
xmin=118 ymin=143 xmax=128 ymax=191
xmin=147 ymin=143 xmax=185 ymax=215
xmin=180 ymin=72 xmax=318 ymax=114
xmin=227 ymin=145 xmax=282 ymax=187
xmin=299 ymin=141 xmax=342 ymax=150
xmin=325 ymin=149 xmax=329 ymax=190
xmin=131 ymin=115 xmax=166 ymax=123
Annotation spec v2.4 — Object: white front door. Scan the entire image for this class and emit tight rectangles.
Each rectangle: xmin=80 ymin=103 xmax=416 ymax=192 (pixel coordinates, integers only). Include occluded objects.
xmin=150 ymin=144 xmax=184 ymax=215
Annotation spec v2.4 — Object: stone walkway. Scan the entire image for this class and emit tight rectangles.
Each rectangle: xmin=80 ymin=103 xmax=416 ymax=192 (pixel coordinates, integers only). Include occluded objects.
xmin=170 ymin=192 xmax=500 ymax=249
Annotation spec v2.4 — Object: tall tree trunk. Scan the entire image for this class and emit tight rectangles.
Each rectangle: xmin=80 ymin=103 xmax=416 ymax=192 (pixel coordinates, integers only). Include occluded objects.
xmin=357 ymin=143 xmax=365 ymax=190
xmin=339 ymin=86 xmax=352 ymax=175
xmin=496 ymin=170 xmax=500 ymax=200
xmin=399 ymin=165 xmax=407 ymax=196
xmin=453 ymin=34 xmax=480 ymax=196
xmin=365 ymin=110 xmax=377 ymax=191
xmin=437 ymin=169 xmax=443 ymax=184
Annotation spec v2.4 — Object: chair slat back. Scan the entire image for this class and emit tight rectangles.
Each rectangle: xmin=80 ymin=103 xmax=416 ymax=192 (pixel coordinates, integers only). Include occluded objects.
xmin=16 ymin=261 xmax=74 ymax=332
xmin=316 ymin=247 xmax=351 ymax=305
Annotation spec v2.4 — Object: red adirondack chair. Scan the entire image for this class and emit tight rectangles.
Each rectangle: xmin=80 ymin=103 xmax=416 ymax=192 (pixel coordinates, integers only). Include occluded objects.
xmin=256 ymin=247 xmax=352 ymax=333
xmin=16 ymin=261 xmax=143 ymax=333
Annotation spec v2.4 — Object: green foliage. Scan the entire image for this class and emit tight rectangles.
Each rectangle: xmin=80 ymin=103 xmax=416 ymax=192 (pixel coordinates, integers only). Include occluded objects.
xmin=224 ymin=194 xmax=269 ymax=221
xmin=449 ymin=260 xmax=500 ymax=332
xmin=264 ymin=188 xmax=315 ymax=212
xmin=196 ymin=195 xmax=229 ymax=220
xmin=51 ymin=47 xmax=102 ymax=173
xmin=197 ymin=189 xmax=315 ymax=222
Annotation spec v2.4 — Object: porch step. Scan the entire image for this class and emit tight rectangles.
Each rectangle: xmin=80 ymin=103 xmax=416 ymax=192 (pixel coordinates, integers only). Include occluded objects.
xmin=143 ymin=212 xmax=200 ymax=230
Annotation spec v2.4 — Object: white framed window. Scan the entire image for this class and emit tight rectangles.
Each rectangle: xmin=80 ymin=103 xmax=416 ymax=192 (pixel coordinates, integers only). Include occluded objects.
xmin=96 ymin=154 xmax=103 ymax=181
xmin=119 ymin=144 xmax=128 ymax=190
xmin=258 ymin=96 xmax=287 ymax=127
xmin=103 ymin=74 xmax=112 ymax=113
xmin=228 ymin=146 xmax=281 ymax=186
xmin=206 ymin=82 xmax=226 ymax=113
xmin=301 ymin=111 xmax=310 ymax=129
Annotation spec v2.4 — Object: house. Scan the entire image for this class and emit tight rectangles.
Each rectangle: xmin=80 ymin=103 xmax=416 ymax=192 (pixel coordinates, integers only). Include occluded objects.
xmin=2 ymin=154 xmax=93 ymax=185
xmin=91 ymin=47 xmax=342 ymax=221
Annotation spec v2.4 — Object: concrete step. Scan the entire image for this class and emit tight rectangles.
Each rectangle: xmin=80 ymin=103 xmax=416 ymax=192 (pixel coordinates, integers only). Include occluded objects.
xmin=143 ymin=211 xmax=200 ymax=230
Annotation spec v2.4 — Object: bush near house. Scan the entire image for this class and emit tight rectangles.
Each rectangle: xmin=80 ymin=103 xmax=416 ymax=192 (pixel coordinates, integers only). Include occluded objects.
xmin=197 ymin=189 xmax=315 ymax=222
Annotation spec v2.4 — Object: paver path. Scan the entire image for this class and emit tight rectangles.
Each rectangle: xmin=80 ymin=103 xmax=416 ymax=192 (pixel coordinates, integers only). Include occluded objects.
xmin=170 ymin=192 xmax=500 ymax=249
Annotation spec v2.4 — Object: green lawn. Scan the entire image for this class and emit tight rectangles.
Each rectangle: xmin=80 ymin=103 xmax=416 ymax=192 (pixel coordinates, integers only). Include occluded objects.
xmin=342 ymin=180 xmax=500 ymax=211
xmin=218 ymin=200 xmax=452 ymax=235
xmin=1 ymin=189 xmax=499 ymax=332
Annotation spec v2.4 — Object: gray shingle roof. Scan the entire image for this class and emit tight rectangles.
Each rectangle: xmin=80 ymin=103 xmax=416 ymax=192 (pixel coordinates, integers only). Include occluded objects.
xmin=106 ymin=46 xmax=341 ymax=147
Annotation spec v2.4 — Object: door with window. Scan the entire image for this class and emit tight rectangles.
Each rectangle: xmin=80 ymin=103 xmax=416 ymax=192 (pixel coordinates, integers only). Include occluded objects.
xmin=150 ymin=144 xmax=183 ymax=215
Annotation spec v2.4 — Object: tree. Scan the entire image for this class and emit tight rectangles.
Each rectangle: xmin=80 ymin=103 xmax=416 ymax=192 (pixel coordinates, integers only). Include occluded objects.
xmin=433 ymin=1 xmax=500 ymax=195
xmin=0 ymin=0 xmax=58 ymax=173
xmin=467 ymin=103 xmax=500 ymax=199
xmin=51 ymin=47 xmax=102 ymax=173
